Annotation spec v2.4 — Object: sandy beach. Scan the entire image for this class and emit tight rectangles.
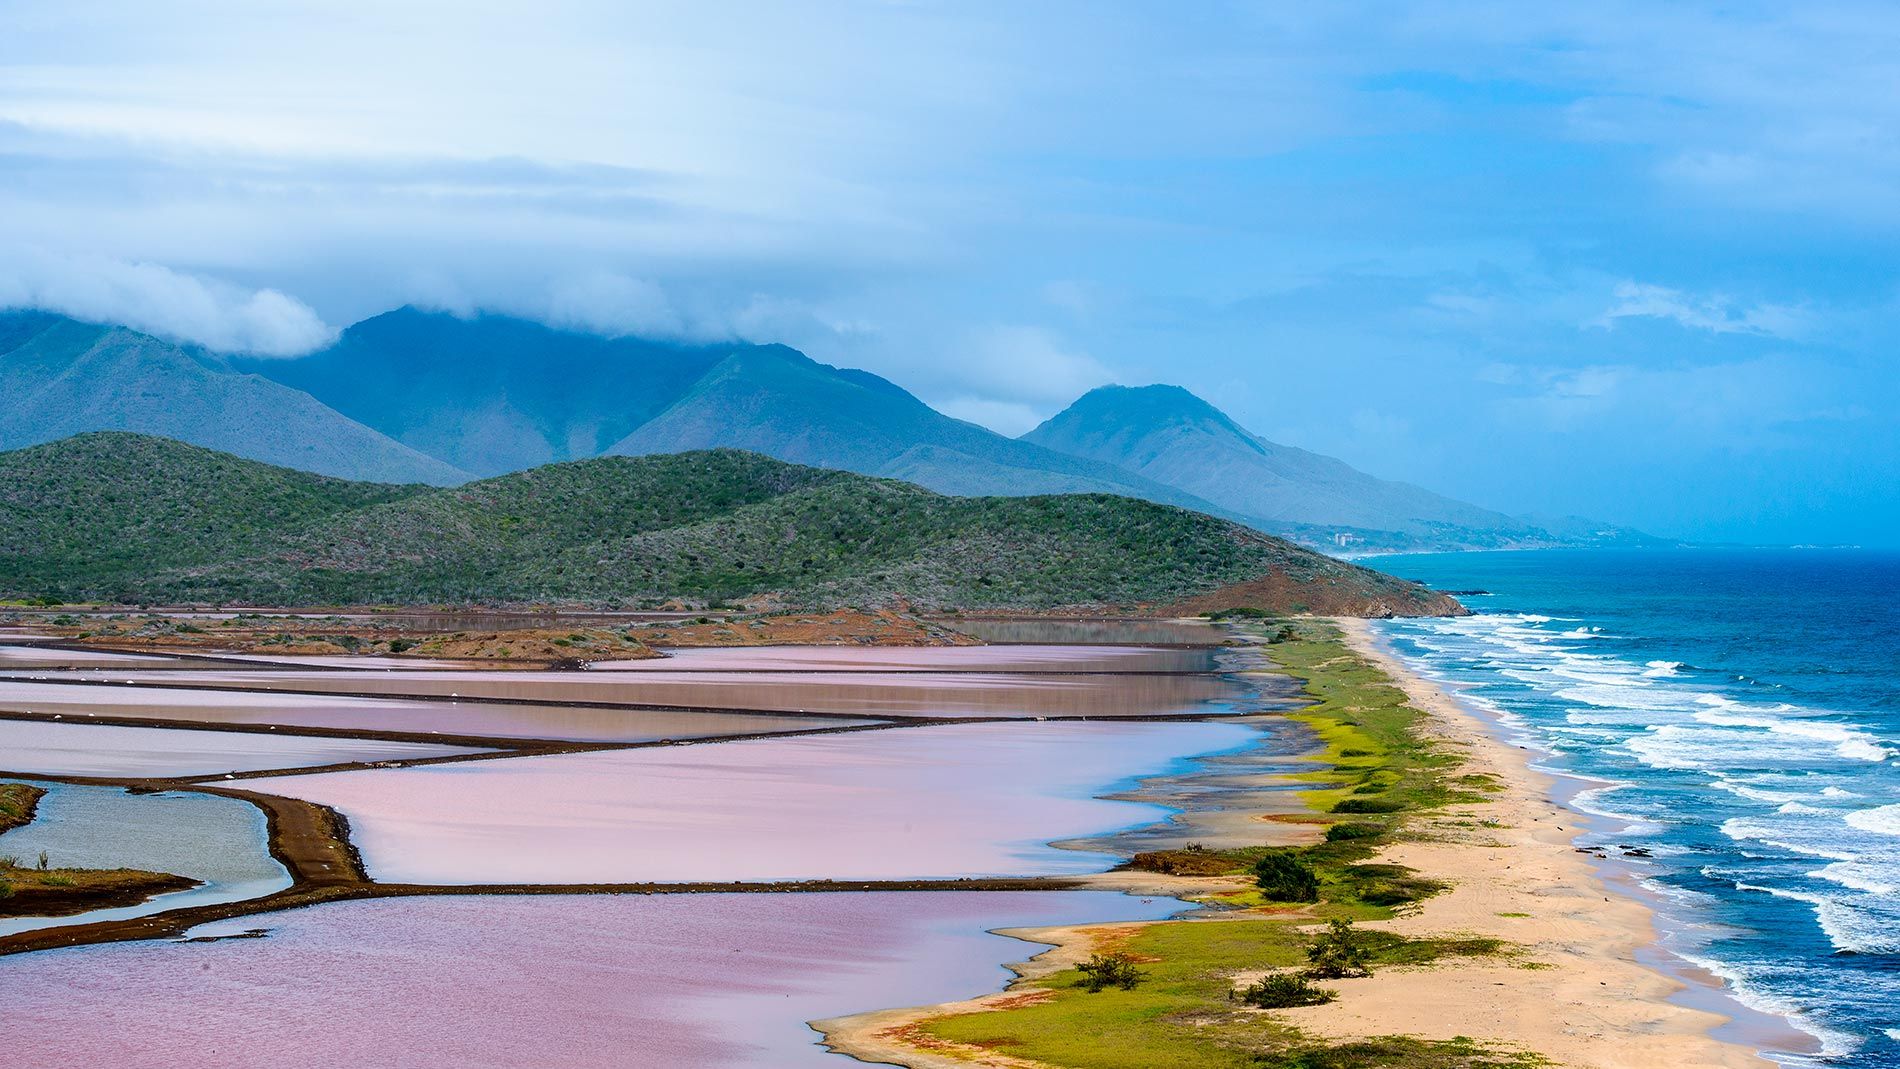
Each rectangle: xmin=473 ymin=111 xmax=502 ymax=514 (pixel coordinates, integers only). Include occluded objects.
xmin=819 ymin=618 xmax=1776 ymax=1069
xmin=1285 ymin=619 xmax=1772 ymax=1068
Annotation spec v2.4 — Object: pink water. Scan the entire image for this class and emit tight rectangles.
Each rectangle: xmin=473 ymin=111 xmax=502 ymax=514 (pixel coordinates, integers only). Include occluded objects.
xmin=0 ymin=719 xmax=487 ymax=778
xmin=84 ymin=666 xmax=1240 ymax=718
xmin=0 ymin=645 xmax=173 ymax=668
xmin=252 ymin=719 xmax=1261 ymax=883
xmin=599 ymin=643 xmax=1214 ymax=672
xmin=2 ymin=891 xmax=1185 ymax=1067
xmin=0 ymin=679 xmax=863 ymax=742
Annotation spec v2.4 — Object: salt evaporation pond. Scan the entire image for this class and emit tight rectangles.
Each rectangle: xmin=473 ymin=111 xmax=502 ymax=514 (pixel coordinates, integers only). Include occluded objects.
xmin=0 ymin=678 xmax=868 ymax=743
xmin=939 ymin=618 xmax=1230 ymax=646
xmin=0 ymin=644 xmax=179 ymax=669
xmin=2 ymin=891 xmax=1184 ymax=1067
xmin=86 ymin=664 xmax=1244 ymax=718
xmin=595 ymin=643 xmax=1219 ymax=672
xmin=0 ymin=780 xmax=289 ymax=935
xmin=252 ymin=719 xmax=1264 ymax=883
xmin=0 ymin=719 xmax=488 ymax=778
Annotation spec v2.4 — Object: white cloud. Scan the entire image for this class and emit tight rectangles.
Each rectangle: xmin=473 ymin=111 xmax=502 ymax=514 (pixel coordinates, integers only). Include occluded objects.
xmin=933 ymin=396 xmax=1048 ymax=437
xmin=543 ymin=273 xmax=687 ymax=339
xmin=957 ymin=325 xmax=1114 ymax=405
xmin=1594 ymin=281 xmax=1807 ymax=337
xmin=0 ymin=250 xmax=334 ymax=354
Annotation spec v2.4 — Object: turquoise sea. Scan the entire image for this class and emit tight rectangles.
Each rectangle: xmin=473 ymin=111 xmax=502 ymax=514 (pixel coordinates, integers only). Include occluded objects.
xmin=1371 ymin=549 xmax=1900 ymax=1066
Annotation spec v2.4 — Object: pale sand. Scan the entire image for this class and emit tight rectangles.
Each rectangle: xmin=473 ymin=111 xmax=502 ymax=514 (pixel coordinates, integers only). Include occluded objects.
xmin=816 ymin=619 xmax=1774 ymax=1069
xmin=1258 ymin=618 xmax=1771 ymax=1068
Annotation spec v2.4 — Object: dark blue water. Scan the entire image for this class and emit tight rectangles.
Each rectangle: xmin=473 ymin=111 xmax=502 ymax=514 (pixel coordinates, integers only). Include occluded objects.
xmin=1370 ymin=549 xmax=1900 ymax=1066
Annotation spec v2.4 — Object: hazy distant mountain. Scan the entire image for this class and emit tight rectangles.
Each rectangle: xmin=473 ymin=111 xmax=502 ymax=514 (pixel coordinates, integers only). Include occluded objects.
xmin=0 ymin=433 xmax=1461 ymax=617
xmin=1025 ymin=384 xmax=1604 ymax=551
xmin=3 ymin=303 xmax=1638 ymax=554
xmin=241 ymin=307 xmax=729 ymax=477
xmin=0 ymin=311 xmax=468 ymax=485
xmin=605 ymin=345 xmax=1233 ymax=513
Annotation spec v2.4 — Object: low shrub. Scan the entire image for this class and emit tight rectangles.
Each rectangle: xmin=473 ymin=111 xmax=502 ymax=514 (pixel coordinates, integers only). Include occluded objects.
xmin=1128 ymin=849 xmax=1244 ymax=876
xmin=1076 ymin=951 xmax=1146 ymax=992
xmin=1253 ymin=851 xmax=1320 ymax=903
xmin=1323 ymin=822 xmax=1385 ymax=843
xmin=1332 ymin=797 xmax=1405 ymax=815
xmin=1236 ymin=973 xmax=1335 ymax=1008
xmin=1304 ymin=920 xmax=1371 ymax=979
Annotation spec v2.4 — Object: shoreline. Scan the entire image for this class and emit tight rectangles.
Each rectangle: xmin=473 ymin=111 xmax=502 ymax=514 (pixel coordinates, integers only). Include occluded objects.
xmin=1329 ymin=618 xmax=1772 ymax=1068
xmin=1361 ymin=627 xmax=1822 ymax=1062
xmin=818 ymin=619 xmax=1776 ymax=1069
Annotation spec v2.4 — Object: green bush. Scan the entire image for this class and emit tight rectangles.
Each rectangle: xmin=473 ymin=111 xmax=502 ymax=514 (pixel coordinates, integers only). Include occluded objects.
xmin=1236 ymin=973 xmax=1336 ymax=1008
xmin=1332 ymin=797 xmax=1405 ymax=815
xmin=1323 ymin=821 xmax=1385 ymax=843
xmin=1253 ymin=851 xmax=1320 ymax=902
xmin=1075 ymin=951 xmax=1146 ymax=992
xmin=1304 ymin=920 xmax=1371 ymax=979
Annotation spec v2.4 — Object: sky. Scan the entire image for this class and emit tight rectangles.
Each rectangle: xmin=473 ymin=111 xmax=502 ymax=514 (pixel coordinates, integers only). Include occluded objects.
xmin=1 ymin=1 xmax=1896 ymax=545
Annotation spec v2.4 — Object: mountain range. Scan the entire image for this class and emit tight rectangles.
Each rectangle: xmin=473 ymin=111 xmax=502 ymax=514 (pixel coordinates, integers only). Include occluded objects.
xmin=0 ymin=433 xmax=1459 ymax=615
xmin=0 ymin=305 xmax=1656 ymax=553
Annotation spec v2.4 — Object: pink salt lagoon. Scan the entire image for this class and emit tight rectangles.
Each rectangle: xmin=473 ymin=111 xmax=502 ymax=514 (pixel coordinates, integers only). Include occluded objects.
xmin=600 ymin=642 xmax=1217 ymax=672
xmin=80 ymin=663 xmax=1242 ymax=718
xmin=2 ymin=891 xmax=1186 ymax=1068
xmin=0 ymin=678 xmax=867 ymax=743
xmin=248 ymin=719 xmax=1260 ymax=883
xmin=0 ymin=719 xmax=487 ymax=778
xmin=0 ymin=644 xmax=176 ymax=669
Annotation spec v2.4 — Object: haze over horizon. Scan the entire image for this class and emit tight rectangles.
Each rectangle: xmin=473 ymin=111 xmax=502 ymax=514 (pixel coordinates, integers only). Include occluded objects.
xmin=2 ymin=3 xmax=1896 ymax=546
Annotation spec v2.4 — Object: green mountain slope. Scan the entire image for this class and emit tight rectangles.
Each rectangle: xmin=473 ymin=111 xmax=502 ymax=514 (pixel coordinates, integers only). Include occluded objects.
xmin=604 ymin=345 xmax=1234 ymax=513
xmin=242 ymin=308 xmax=730 ymax=477
xmin=1026 ymin=385 xmax=1567 ymax=551
xmin=0 ymin=311 xmax=469 ymax=485
xmin=0 ymin=433 xmax=432 ymax=581
xmin=0 ymin=434 xmax=1459 ymax=616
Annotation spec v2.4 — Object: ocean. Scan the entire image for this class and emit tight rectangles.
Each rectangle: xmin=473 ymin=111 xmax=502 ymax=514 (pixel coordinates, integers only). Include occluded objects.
xmin=1369 ymin=549 xmax=1900 ymax=1066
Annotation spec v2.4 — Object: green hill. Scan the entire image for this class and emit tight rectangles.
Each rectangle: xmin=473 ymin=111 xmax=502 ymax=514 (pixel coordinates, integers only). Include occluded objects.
xmin=0 ymin=434 xmax=1458 ymax=616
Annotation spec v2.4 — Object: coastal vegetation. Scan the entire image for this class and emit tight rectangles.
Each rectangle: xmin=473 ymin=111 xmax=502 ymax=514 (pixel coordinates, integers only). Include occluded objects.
xmin=0 ymin=857 xmax=199 ymax=918
xmin=0 ymin=433 xmax=1457 ymax=615
xmin=914 ymin=619 xmax=1533 ymax=1068
xmin=0 ymin=783 xmax=45 ymax=833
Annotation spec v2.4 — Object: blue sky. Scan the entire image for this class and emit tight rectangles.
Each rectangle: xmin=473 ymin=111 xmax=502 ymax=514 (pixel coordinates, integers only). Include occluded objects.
xmin=1 ymin=2 xmax=1895 ymax=545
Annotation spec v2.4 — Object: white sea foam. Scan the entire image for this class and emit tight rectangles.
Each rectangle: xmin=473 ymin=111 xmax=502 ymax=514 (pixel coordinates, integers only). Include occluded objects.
xmin=1731 ymin=882 xmax=1895 ymax=954
xmin=1719 ymin=817 xmax=1860 ymax=861
xmin=1643 ymin=660 xmax=1684 ymax=677
xmin=1809 ymin=861 xmax=1897 ymax=895
xmin=1681 ymin=707 xmax=1892 ymax=763
xmin=1845 ymin=803 xmax=1900 ymax=837
xmin=1675 ymin=951 xmax=1863 ymax=1059
xmin=1707 ymin=778 xmax=1813 ymax=804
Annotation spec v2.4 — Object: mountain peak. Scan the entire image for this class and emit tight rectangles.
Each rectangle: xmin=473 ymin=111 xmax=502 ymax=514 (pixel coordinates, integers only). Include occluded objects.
xmin=1037 ymin=384 xmax=1256 ymax=442
xmin=1027 ymin=383 xmax=1542 ymax=548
